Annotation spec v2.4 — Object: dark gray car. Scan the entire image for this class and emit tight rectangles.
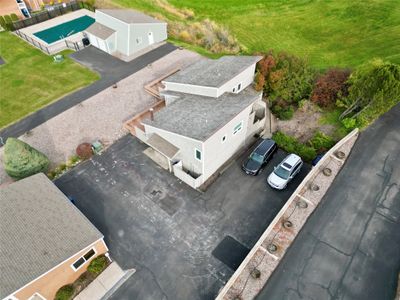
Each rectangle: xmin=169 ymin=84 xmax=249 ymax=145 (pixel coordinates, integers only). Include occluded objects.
xmin=242 ymin=139 xmax=277 ymax=175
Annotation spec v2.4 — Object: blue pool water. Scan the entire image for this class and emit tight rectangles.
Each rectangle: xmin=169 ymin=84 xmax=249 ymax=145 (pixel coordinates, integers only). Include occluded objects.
xmin=33 ymin=15 xmax=95 ymax=44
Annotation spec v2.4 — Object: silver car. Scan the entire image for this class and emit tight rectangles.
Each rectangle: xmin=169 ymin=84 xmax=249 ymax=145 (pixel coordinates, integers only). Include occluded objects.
xmin=267 ymin=154 xmax=303 ymax=189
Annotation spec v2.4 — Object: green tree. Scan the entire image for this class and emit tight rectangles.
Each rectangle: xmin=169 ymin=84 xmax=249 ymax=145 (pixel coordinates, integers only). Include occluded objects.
xmin=338 ymin=59 xmax=400 ymax=127
xmin=3 ymin=138 xmax=50 ymax=180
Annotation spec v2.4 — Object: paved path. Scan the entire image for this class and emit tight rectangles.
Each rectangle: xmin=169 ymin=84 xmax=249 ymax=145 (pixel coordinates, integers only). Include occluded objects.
xmin=55 ymin=136 xmax=310 ymax=300
xmin=0 ymin=44 xmax=176 ymax=143
xmin=257 ymin=104 xmax=400 ymax=300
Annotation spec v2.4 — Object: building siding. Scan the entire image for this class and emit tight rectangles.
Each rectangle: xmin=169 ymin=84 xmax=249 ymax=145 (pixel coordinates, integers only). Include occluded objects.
xmin=163 ymin=82 xmax=219 ymax=98
xmin=95 ymin=10 xmax=129 ymax=55
xmin=12 ymin=239 xmax=107 ymax=300
xmin=128 ymin=23 xmax=167 ymax=56
xmin=203 ymin=103 xmax=255 ymax=180
xmin=144 ymin=125 xmax=204 ymax=176
xmin=217 ymin=64 xmax=257 ymax=97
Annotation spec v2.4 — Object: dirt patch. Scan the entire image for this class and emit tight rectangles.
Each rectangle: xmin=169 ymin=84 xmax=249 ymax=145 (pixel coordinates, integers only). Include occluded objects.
xmin=275 ymin=101 xmax=335 ymax=143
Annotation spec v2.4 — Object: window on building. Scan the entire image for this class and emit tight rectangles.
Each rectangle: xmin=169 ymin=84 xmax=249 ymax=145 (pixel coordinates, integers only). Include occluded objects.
xmin=222 ymin=135 xmax=227 ymax=143
xmin=237 ymin=83 xmax=242 ymax=91
xmin=136 ymin=37 xmax=142 ymax=44
xmin=232 ymin=87 xmax=236 ymax=92
xmin=71 ymin=248 xmax=97 ymax=271
xmin=233 ymin=121 xmax=243 ymax=135
xmin=195 ymin=149 xmax=202 ymax=161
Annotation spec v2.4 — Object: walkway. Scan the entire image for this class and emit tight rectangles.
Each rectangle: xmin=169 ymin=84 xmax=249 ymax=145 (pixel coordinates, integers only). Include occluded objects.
xmin=257 ymin=104 xmax=400 ymax=300
xmin=0 ymin=44 xmax=176 ymax=143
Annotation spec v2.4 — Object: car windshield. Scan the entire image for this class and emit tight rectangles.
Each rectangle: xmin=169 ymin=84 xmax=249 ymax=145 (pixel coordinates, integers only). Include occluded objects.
xmin=250 ymin=152 xmax=264 ymax=164
xmin=274 ymin=165 xmax=290 ymax=179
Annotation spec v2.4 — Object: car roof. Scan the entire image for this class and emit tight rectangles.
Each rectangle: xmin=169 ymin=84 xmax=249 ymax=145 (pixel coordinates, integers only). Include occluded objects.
xmin=254 ymin=139 xmax=276 ymax=155
xmin=282 ymin=154 xmax=301 ymax=169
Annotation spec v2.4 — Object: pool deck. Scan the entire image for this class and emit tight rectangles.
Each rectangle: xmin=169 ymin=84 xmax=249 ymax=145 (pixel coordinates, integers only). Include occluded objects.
xmin=18 ymin=9 xmax=94 ymax=51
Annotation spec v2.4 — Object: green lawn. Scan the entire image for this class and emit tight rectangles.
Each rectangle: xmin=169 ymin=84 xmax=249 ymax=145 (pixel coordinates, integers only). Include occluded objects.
xmin=0 ymin=32 xmax=99 ymax=129
xmin=112 ymin=0 xmax=400 ymax=68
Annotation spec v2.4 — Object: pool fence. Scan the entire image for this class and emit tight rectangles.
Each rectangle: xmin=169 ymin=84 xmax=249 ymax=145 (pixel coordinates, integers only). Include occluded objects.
xmin=12 ymin=1 xmax=93 ymax=31
xmin=14 ymin=29 xmax=86 ymax=55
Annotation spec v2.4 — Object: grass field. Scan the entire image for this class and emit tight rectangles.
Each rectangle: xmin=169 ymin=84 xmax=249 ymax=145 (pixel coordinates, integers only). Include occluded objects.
xmin=0 ymin=32 xmax=99 ymax=129
xmin=112 ymin=0 xmax=400 ymax=68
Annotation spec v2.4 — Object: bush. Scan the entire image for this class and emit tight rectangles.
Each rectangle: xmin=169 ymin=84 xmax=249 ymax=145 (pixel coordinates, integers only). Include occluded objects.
xmin=3 ymin=15 xmax=13 ymax=31
xmin=341 ymin=118 xmax=357 ymax=130
xmin=254 ymin=71 xmax=265 ymax=91
xmin=4 ymin=138 xmax=50 ymax=180
xmin=272 ymin=131 xmax=317 ymax=162
xmin=55 ymin=284 xmax=74 ymax=300
xmin=87 ymin=255 xmax=109 ymax=275
xmin=271 ymin=103 xmax=294 ymax=120
xmin=0 ymin=16 xmax=6 ymax=30
xmin=10 ymin=13 xmax=19 ymax=21
xmin=311 ymin=69 xmax=350 ymax=108
xmin=309 ymin=131 xmax=336 ymax=152
xmin=76 ymin=143 xmax=93 ymax=160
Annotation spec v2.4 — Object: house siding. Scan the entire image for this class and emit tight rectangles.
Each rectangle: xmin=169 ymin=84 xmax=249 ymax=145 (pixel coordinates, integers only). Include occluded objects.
xmin=12 ymin=239 xmax=108 ymax=300
xmin=144 ymin=125 xmax=204 ymax=176
xmin=203 ymin=103 xmax=256 ymax=180
xmin=95 ymin=10 xmax=129 ymax=55
xmin=129 ymin=23 xmax=167 ymax=56
xmin=163 ymin=82 xmax=218 ymax=98
xmin=217 ymin=64 xmax=257 ymax=97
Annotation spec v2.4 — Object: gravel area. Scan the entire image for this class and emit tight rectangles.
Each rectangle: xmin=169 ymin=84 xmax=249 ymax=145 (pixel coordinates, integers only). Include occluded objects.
xmin=0 ymin=49 xmax=202 ymax=185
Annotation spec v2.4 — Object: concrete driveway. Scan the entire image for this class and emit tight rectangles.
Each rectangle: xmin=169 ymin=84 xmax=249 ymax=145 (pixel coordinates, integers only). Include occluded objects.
xmin=55 ymin=136 xmax=310 ymax=299
xmin=257 ymin=104 xmax=400 ymax=300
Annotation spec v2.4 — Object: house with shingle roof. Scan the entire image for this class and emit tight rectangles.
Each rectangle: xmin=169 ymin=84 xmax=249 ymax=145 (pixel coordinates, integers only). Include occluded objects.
xmin=0 ymin=173 xmax=108 ymax=300
xmin=85 ymin=9 xmax=167 ymax=60
xmin=135 ymin=55 xmax=270 ymax=189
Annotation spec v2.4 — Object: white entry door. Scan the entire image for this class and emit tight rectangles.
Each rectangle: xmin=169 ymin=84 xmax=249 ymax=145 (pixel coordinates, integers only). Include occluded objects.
xmin=148 ymin=31 xmax=154 ymax=45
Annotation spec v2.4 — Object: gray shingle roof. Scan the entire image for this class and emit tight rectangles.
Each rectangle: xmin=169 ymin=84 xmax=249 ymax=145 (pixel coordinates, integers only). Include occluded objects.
xmin=164 ymin=56 xmax=262 ymax=88
xmin=85 ymin=22 xmax=115 ymax=39
xmin=98 ymin=9 xmax=165 ymax=24
xmin=142 ymin=86 xmax=262 ymax=141
xmin=0 ymin=173 xmax=103 ymax=298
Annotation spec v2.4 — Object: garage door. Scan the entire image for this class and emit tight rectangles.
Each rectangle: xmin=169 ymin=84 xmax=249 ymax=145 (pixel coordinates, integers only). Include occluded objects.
xmin=98 ymin=39 xmax=108 ymax=53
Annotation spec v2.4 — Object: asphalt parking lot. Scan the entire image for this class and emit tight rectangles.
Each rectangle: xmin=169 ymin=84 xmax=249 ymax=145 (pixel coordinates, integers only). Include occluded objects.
xmin=55 ymin=135 xmax=310 ymax=299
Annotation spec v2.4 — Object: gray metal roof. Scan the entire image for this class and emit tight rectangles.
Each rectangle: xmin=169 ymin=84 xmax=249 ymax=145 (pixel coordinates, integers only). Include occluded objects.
xmin=98 ymin=9 xmax=165 ymax=24
xmin=164 ymin=56 xmax=262 ymax=88
xmin=0 ymin=173 xmax=103 ymax=298
xmin=142 ymin=86 xmax=261 ymax=141
xmin=85 ymin=22 xmax=115 ymax=39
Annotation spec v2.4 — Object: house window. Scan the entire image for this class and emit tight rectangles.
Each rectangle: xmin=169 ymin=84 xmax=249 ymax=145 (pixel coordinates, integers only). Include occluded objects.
xmin=136 ymin=37 xmax=142 ymax=44
xmin=71 ymin=248 xmax=97 ymax=271
xmin=232 ymin=87 xmax=236 ymax=92
xmin=233 ymin=121 xmax=243 ymax=135
xmin=237 ymin=83 xmax=242 ymax=91
xmin=195 ymin=149 xmax=202 ymax=161
xmin=221 ymin=135 xmax=227 ymax=143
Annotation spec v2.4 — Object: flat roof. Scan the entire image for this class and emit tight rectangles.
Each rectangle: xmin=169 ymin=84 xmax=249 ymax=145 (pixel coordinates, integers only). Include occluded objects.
xmin=147 ymin=133 xmax=180 ymax=158
xmin=98 ymin=9 xmax=165 ymax=24
xmin=0 ymin=173 xmax=103 ymax=298
xmin=85 ymin=21 xmax=115 ymax=39
xmin=142 ymin=86 xmax=261 ymax=141
xmin=164 ymin=56 xmax=262 ymax=88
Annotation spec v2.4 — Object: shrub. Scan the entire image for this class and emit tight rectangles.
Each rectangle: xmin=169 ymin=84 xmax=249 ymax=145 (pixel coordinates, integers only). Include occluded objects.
xmin=76 ymin=143 xmax=93 ymax=160
xmin=341 ymin=117 xmax=357 ymax=130
xmin=55 ymin=284 xmax=74 ymax=300
xmin=4 ymin=15 xmax=13 ymax=31
xmin=254 ymin=71 xmax=265 ymax=91
xmin=309 ymin=131 xmax=336 ymax=152
xmin=87 ymin=255 xmax=109 ymax=275
xmin=10 ymin=13 xmax=19 ymax=21
xmin=179 ymin=30 xmax=191 ymax=42
xmin=311 ymin=69 xmax=350 ymax=107
xmin=271 ymin=101 xmax=294 ymax=120
xmin=272 ymin=131 xmax=316 ymax=162
xmin=0 ymin=16 xmax=6 ymax=30
xmin=4 ymin=138 xmax=50 ymax=180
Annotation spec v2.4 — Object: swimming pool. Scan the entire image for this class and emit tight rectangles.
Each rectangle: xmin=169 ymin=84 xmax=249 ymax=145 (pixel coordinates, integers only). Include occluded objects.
xmin=33 ymin=15 xmax=95 ymax=44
